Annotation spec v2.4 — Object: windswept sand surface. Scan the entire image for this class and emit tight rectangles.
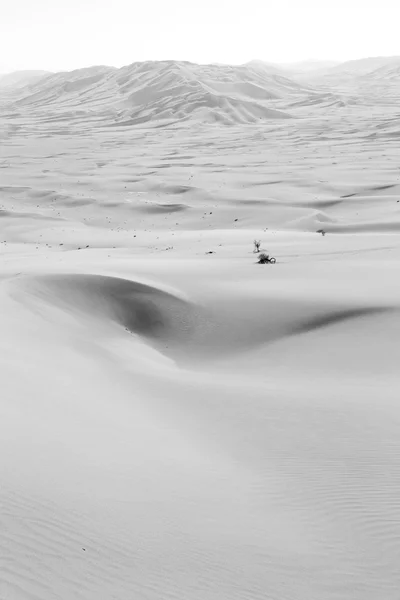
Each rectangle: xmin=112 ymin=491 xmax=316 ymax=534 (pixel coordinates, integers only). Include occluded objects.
xmin=2 ymin=62 xmax=400 ymax=599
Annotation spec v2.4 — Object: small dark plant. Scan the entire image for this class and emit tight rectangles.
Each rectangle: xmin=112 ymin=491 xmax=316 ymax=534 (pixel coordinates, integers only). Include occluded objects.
xmin=253 ymin=239 xmax=261 ymax=253
xmin=258 ymin=252 xmax=276 ymax=264
xmin=317 ymin=229 xmax=326 ymax=236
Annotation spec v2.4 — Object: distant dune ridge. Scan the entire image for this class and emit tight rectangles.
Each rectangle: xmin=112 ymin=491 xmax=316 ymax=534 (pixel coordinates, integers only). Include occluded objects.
xmin=295 ymin=56 xmax=400 ymax=90
xmin=0 ymin=60 xmax=310 ymax=125
xmin=2 ymin=56 xmax=400 ymax=125
xmin=0 ymin=69 xmax=51 ymax=88
xmin=328 ymin=56 xmax=400 ymax=75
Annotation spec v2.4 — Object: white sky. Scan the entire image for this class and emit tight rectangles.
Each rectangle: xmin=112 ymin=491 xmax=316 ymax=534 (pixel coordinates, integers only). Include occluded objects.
xmin=1 ymin=0 xmax=399 ymax=73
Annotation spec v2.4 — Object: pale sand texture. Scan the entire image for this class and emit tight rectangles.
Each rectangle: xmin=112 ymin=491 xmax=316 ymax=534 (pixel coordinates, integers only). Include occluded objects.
xmin=1 ymin=60 xmax=400 ymax=599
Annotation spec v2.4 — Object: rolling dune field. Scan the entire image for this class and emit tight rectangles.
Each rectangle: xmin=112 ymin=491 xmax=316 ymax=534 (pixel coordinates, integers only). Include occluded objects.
xmin=1 ymin=58 xmax=400 ymax=599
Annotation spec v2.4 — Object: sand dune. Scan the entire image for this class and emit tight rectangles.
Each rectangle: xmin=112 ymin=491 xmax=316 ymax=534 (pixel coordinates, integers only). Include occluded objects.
xmin=15 ymin=272 xmax=396 ymax=366
xmin=0 ymin=70 xmax=51 ymax=89
xmin=297 ymin=56 xmax=400 ymax=108
xmin=328 ymin=56 xmax=400 ymax=76
xmin=0 ymin=60 xmax=311 ymax=125
xmin=2 ymin=58 xmax=400 ymax=599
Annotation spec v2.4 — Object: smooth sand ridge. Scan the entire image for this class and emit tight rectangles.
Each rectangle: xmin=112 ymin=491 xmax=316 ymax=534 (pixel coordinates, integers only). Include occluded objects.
xmin=9 ymin=271 xmax=398 ymax=365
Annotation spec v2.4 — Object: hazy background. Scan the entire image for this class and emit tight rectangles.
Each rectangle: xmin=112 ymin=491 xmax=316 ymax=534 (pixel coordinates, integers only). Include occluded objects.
xmin=1 ymin=0 xmax=399 ymax=73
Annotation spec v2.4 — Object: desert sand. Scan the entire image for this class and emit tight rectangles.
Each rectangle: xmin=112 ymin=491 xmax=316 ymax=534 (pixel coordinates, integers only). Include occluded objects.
xmin=1 ymin=59 xmax=400 ymax=599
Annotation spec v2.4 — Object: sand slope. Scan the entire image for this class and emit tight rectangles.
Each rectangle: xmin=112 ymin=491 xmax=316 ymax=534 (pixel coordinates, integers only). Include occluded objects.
xmin=1 ymin=60 xmax=400 ymax=599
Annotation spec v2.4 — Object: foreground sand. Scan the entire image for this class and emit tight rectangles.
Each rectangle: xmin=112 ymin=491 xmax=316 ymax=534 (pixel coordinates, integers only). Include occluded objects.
xmin=1 ymin=116 xmax=400 ymax=599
